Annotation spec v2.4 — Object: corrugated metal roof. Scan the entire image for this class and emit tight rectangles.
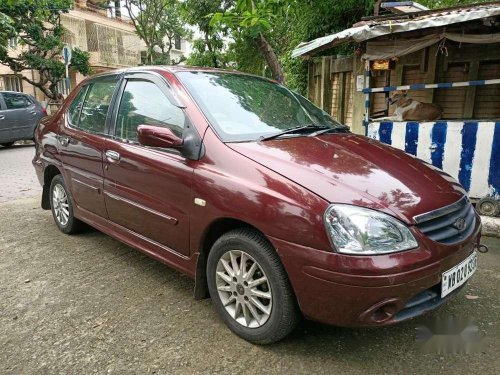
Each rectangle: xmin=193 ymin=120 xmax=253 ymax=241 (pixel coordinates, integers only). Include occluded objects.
xmin=292 ymin=2 xmax=500 ymax=58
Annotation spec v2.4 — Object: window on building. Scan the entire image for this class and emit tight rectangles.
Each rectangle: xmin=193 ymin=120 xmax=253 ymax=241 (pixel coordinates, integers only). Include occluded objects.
xmin=8 ymin=37 xmax=18 ymax=49
xmin=2 ymin=92 xmax=29 ymax=109
xmin=2 ymin=75 xmax=23 ymax=92
xmin=174 ymin=35 xmax=182 ymax=51
xmin=115 ymin=79 xmax=185 ymax=142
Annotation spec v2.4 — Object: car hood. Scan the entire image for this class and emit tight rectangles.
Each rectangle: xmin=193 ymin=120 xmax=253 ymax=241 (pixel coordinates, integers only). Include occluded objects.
xmin=228 ymin=133 xmax=465 ymax=224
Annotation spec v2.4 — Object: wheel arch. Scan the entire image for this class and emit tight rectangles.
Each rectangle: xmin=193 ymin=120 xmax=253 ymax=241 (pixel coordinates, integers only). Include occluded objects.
xmin=41 ymin=164 xmax=62 ymax=209
xmin=194 ymin=217 xmax=268 ymax=300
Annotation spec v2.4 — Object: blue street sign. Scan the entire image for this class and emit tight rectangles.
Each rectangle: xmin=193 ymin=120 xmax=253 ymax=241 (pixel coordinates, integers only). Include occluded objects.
xmin=62 ymin=45 xmax=72 ymax=65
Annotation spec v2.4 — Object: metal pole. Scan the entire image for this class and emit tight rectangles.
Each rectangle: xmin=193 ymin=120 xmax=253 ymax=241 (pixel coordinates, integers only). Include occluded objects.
xmin=65 ymin=63 xmax=70 ymax=96
xmin=364 ymin=60 xmax=370 ymax=135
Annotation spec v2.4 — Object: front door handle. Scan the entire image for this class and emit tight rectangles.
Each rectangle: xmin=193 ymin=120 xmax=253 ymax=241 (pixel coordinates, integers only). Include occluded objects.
xmin=105 ymin=150 xmax=120 ymax=162
xmin=0 ymin=115 xmax=4 ymax=120
xmin=58 ymin=135 xmax=70 ymax=147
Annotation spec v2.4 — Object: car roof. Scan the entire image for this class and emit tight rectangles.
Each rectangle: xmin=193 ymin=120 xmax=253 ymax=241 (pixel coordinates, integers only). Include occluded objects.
xmin=87 ymin=66 xmax=275 ymax=82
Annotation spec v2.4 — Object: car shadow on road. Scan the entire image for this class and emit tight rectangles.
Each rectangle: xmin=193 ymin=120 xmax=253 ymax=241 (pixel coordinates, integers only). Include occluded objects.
xmin=41 ymin=213 xmax=492 ymax=363
xmin=0 ymin=143 xmax=34 ymax=152
xmin=68 ymin=223 xmax=424 ymax=352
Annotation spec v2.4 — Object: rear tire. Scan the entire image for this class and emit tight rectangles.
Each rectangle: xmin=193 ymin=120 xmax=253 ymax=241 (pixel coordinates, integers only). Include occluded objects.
xmin=207 ymin=228 xmax=300 ymax=344
xmin=1 ymin=142 xmax=15 ymax=147
xmin=49 ymin=174 xmax=84 ymax=234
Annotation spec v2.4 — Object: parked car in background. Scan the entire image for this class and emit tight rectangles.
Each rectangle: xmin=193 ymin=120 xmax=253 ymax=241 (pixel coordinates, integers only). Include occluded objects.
xmin=0 ymin=91 xmax=46 ymax=147
xmin=33 ymin=67 xmax=482 ymax=344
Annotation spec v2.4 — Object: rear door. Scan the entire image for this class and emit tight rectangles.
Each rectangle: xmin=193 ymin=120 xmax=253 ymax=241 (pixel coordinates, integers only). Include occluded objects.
xmin=102 ymin=72 xmax=193 ymax=256
xmin=59 ymin=75 xmax=120 ymax=218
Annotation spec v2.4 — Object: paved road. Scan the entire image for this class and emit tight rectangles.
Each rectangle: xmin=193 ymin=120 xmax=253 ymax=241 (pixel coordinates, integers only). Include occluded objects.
xmin=0 ymin=144 xmax=40 ymax=203
xmin=0 ymin=146 xmax=499 ymax=374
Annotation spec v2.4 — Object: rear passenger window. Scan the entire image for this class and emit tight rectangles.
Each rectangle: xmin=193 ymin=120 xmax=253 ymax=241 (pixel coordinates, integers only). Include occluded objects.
xmin=3 ymin=92 xmax=28 ymax=109
xmin=77 ymin=80 xmax=117 ymax=134
xmin=67 ymin=86 xmax=88 ymax=126
xmin=115 ymin=80 xmax=185 ymax=142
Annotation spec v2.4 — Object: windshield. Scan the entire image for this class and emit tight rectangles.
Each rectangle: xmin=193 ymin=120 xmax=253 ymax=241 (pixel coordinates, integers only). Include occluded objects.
xmin=177 ymin=71 xmax=348 ymax=142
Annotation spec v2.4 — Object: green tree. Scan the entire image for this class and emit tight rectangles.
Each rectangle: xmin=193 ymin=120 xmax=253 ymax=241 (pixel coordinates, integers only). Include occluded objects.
xmin=282 ymin=0 xmax=374 ymax=93
xmin=211 ymin=0 xmax=293 ymax=83
xmin=0 ymin=9 xmax=14 ymax=47
xmin=182 ymin=0 xmax=231 ymax=68
xmin=124 ymin=0 xmax=190 ymax=65
xmin=0 ymin=0 xmax=91 ymax=99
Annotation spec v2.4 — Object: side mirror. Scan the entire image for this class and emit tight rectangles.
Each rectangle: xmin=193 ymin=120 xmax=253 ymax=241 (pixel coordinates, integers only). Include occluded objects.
xmin=137 ymin=125 xmax=183 ymax=149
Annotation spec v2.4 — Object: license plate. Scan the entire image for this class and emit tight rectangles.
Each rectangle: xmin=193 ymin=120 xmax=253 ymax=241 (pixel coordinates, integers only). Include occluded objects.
xmin=441 ymin=251 xmax=477 ymax=298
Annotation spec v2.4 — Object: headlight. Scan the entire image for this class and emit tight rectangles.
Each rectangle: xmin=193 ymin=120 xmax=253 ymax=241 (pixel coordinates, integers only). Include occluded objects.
xmin=324 ymin=204 xmax=418 ymax=255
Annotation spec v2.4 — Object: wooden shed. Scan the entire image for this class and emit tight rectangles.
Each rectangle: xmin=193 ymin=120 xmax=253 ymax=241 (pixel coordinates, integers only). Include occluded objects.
xmin=293 ymin=2 xmax=500 ymax=212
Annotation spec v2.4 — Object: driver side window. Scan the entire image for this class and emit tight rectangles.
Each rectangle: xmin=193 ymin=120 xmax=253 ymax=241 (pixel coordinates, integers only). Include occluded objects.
xmin=115 ymin=79 xmax=185 ymax=142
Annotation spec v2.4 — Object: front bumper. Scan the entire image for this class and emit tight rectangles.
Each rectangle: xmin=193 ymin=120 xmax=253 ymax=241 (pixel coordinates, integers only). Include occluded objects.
xmin=269 ymin=219 xmax=481 ymax=327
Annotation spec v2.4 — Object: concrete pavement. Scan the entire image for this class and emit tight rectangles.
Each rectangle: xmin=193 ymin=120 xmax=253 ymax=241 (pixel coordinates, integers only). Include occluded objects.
xmin=0 ymin=143 xmax=499 ymax=374
xmin=0 ymin=197 xmax=499 ymax=374
xmin=0 ymin=144 xmax=40 ymax=203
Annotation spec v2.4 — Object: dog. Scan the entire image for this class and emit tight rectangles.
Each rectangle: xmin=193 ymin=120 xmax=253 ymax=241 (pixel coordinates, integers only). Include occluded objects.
xmin=375 ymin=90 xmax=443 ymax=121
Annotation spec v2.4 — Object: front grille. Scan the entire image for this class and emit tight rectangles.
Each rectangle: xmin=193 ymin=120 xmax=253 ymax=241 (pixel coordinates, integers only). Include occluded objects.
xmin=414 ymin=196 xmax=476 ymax=245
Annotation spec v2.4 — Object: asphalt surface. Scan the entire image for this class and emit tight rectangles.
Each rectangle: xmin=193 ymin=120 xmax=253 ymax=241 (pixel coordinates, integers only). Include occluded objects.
xmin=0 ymin=143 xmax=499 ymax=374
xmin=0 ymin=144 xmax=40 ymax=203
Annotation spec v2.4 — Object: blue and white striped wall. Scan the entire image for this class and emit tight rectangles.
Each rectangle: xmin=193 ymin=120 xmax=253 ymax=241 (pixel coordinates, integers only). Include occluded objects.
xmin=367 ymin=121 xmax=500 ymax=200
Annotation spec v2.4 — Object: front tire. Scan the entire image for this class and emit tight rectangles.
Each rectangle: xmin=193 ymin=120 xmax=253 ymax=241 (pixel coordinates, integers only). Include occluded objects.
xmin=49 ymin=175 xmax=83 ymax=234
xmin=207 ymin=228 xmax=300 ymax=344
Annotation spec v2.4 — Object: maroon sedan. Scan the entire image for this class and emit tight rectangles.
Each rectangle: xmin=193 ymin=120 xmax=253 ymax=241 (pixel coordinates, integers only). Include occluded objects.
xmin=33 ymin=67 xmax=480 ymax=344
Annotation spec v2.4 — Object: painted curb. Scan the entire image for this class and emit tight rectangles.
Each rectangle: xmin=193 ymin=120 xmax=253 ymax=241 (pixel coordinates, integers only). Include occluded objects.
xmin=481 ymin=216 xmax=500 ymax=238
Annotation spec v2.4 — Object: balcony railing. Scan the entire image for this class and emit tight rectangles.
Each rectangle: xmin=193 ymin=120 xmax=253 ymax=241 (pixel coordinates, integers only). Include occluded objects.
xmin=61 ymin=15 xmax=144 ymax=68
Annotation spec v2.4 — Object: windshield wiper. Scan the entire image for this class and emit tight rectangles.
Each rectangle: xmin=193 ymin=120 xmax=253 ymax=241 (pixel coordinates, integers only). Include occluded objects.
xmin=308 ymin=125 xmax=349 ymax=137
xmin=259 ymin=124 xmax=329 ymax=141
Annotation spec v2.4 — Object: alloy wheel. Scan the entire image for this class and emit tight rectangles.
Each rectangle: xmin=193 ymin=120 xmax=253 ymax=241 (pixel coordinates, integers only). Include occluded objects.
xmin=215 ymin=250 xmax=273 ymax=328
xmin=52 ymin=184 xmax=70 ymax=226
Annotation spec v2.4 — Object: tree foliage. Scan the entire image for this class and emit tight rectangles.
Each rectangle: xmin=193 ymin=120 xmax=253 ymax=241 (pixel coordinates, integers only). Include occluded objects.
xmin=279 ymin=0 xmax=374 ymax=93
xmin=185 ymin=0 xmax=484 ymax=93
xmin=0 ymin=0 xmax=91 ymax=99
xmin=204 ymin=0 xmax=373 ymax=89
xmin=182 ymin=0 xmax=231 ymax=68
xmin=211 ymin=0 xmax=293 ymax=83
xmin=124 ymin=0 xmax=190 ymax=65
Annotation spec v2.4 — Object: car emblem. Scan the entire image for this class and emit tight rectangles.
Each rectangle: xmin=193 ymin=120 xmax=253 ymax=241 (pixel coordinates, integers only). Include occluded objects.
xmin=453 ymin=217 xmax=466 ymax=231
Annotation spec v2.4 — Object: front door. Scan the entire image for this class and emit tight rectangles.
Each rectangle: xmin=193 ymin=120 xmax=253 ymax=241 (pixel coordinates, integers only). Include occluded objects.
xmin=59 ymin=77 xmax=120 ymax=218
xmin=103 ymin=73 xmax=193 ymax=256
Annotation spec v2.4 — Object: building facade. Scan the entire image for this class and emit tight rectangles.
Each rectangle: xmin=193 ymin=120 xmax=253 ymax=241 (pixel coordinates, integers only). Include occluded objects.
xmin=0 ymin=0 xmax=191 ymax=105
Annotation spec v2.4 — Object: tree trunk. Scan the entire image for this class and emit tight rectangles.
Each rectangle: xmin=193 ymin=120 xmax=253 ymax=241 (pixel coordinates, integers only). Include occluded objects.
xmin=204 ymin=31 xmax=218 ymax=68
xmin=21 ymin=76 xmax=57 ymax=100
xmin=256 ymin=33 xmax=284 ymax=84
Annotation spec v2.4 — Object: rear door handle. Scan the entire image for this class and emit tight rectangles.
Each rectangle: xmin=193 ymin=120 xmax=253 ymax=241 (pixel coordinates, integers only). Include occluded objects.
xmin=58 ymin=135 xmax=70 ymax=147
xmin=0 ymin=115 xmax=4 ymax=120
xmin=105 ymin=150 xmax=120 ymax=162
